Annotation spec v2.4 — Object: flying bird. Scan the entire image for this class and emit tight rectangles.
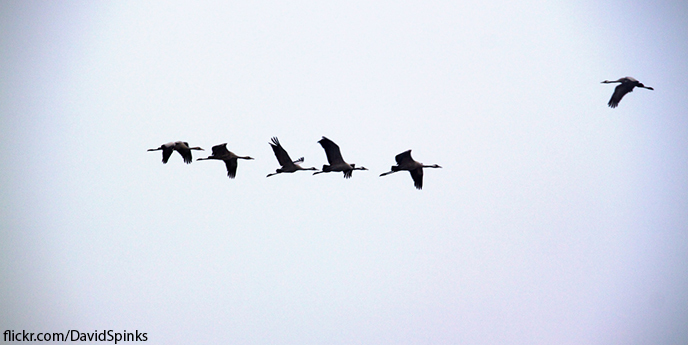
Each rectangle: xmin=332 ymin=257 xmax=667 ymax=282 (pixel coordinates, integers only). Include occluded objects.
xmin=380 ymin=150 xmax=442 ymax=190
xmin=313 ymin=136 xmax=367 ymax=178
xmin=601 ymin=77 xmax=653 ymax=108
xmin=197 ymin=143 xmax=254 ymax=178
xmin=147 ymin=141 xmax=203 ymax=164
xmin=266 ymin=137 xmax=318 ymax=177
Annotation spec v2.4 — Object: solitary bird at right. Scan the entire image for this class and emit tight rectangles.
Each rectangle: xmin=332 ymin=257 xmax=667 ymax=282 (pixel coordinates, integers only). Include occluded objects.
xmin=601 ymin=77 xmax=653 ymax=108
xmin=380 ymin=150 xmax=441 ymax=190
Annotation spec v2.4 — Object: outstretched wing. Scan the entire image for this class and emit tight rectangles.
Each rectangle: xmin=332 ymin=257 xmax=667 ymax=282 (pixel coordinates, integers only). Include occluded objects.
xmin=161 ymin=145 xmax=175 ymax=163
xmin=224 ymin=158 xmax=238 ymax=178
xmin=409 ymin=168 xmax=424 ymax=190
xmin=318 ymin=137 xmax=344 ymax=165
xmin=270 ymin=137 xmax=294 ymax=167
xmin=212 ymin=143 xmax=230 ymax=157
xmin=176 ymin=142 xmax=193 ymax=164
xmin=608 ymin=83 xmax=632 ymax=108
xmin=395 ymin=150 xmax=413 ymax=165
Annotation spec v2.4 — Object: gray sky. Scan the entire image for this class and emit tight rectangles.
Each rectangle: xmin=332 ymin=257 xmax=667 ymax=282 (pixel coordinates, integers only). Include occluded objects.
xmin=2 ymin=1 xmax=687 ymax=344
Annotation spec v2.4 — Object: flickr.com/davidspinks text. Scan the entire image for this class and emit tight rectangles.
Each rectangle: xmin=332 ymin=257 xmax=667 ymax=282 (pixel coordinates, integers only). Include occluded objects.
xmin=3 ymin=329 xmax=147 ymax=343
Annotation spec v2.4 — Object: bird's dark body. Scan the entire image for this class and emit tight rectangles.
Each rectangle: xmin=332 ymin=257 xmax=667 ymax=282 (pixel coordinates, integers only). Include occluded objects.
xmin=197 ymin=143 xmax=254 ymax=179
xmin=313 ymin=136 xmax=367 ymax=178
xmin=380 ymin=150 xmax=441 ymax=190
xmin=147 ymin=141 xmax=203 ymax=164
xmin=602 ymin=77 xmax=653 ymax=108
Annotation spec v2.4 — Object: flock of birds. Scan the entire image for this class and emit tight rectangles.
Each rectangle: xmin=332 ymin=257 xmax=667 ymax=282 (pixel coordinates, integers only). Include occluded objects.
xmin=148 ymin=136 xmax=442 ymax=190
xmin=147 ymin=77 xmax=653 ymax=190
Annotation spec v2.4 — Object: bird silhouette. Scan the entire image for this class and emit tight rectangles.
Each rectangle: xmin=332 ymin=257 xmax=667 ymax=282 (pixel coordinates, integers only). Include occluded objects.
xmin=266 ymin=137 xmax=318 ymax=177
xmin=313 ymin=136 xmax=367 ymax=178
xmin=380 ymin=150 xmax=441 ymax=189
xmin=197 ymin=143 xmax=254 ymax=178
xmin=602 ymin=77 xmax=653 ymax=108
xmin=147 ymin=141 xmax=203 ymax=164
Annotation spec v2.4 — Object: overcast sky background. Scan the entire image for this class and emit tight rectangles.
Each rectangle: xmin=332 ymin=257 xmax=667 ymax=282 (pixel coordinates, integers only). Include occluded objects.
xmin=1 ymin=1 xmax=687 ymax=344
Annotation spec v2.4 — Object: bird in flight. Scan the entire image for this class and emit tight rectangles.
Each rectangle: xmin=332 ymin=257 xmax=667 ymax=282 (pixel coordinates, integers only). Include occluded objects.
xmin=601 ymin=77 xmax=653 ymax=108
xmin=313 ymin=136 xmax=368 ymax=178
xmin=197 ymin=143 xmax=254 ymax=178
xmin=380 ymin=150 xmax=441 ymax=190
xmin=147 ymin=141 xmax=203 ymax=164
xmin=266 ymin=137 xmax=318 ymax=177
